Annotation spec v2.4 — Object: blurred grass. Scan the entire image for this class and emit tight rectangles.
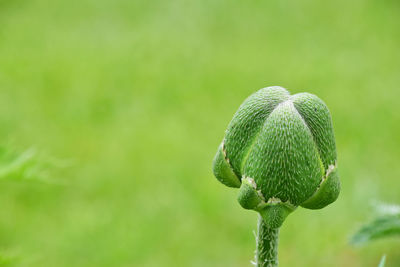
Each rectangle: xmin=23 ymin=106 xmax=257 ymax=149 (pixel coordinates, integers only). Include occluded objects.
xmin=0 ymin=0 xmax=400 ymax=266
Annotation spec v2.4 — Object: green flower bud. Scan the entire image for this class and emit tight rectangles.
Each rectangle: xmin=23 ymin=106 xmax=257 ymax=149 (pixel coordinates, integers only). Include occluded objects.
xmin=213 ymin=86 xmax=339 ymax=228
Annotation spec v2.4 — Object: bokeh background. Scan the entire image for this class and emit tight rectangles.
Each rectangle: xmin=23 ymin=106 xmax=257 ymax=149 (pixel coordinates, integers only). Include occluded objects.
xmin=0 ymin=0 xmax=399 ymax=266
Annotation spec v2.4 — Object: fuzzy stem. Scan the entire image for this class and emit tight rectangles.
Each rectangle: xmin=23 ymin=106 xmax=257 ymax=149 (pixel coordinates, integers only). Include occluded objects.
xmin=255 ymin=215 xmax=280 ymax=267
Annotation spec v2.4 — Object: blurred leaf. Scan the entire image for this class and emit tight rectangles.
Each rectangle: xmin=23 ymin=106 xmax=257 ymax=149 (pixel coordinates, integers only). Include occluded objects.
xmin=350 ymin=203 xmax=400 ymax=246
xmin=0 ymin=146 xmax=70 ymax=184
xmin=372 ymin=201 xmax=400 ymax=216
xmin=378 ymin=255 xmax=386 ymax=267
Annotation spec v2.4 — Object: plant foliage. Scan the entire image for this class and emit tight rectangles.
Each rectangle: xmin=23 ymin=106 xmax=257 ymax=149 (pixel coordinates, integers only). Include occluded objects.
xmin=351 ymin=203 xmax=400 ymax=246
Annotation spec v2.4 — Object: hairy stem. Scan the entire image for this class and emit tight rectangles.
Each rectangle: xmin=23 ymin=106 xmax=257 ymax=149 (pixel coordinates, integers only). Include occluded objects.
xmin=255 ymin=215 xmax=280 ymax=267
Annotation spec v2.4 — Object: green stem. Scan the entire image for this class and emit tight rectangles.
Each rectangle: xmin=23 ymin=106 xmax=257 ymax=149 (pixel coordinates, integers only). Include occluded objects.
xmin=256 ymin=215 xmax=280 ymax=267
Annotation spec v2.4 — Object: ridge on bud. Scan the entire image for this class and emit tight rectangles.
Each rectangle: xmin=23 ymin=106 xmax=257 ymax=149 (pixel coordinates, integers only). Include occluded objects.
xmin=213 ymin=86 xmax=340 ymax=226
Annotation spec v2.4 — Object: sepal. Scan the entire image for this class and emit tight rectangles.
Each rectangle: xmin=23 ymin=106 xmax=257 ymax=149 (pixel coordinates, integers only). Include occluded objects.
xmin=212 ymin=143 xmax=241 ymax=188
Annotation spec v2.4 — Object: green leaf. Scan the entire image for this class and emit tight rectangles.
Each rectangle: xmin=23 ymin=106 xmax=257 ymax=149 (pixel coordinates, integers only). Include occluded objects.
xmin=0 ymin=146 xmax=70 ymax=184
xmin=350 ymin=211 xmax=400 ymax=246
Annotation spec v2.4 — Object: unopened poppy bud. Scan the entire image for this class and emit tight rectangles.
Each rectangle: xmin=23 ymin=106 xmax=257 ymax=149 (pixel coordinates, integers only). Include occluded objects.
xmin=213 ymin=86 xmax=340 ymax=228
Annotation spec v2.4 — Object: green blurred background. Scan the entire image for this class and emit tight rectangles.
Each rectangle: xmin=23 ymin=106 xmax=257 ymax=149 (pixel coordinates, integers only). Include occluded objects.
xmin=0 ymin=0 xmax=399 ymax=266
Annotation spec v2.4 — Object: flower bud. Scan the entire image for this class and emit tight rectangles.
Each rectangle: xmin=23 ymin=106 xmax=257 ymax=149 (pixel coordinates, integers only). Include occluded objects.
xmin=213 ymin=86 xmax=340 ymax=228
